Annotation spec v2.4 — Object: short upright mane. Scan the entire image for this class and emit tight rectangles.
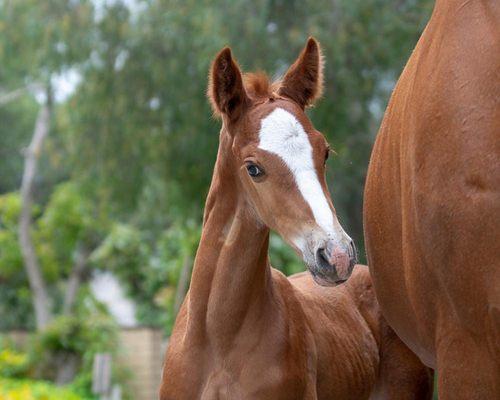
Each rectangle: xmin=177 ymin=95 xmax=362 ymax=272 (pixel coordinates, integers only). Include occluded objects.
xmin=243 ymin=72 xmax=280 ymax=100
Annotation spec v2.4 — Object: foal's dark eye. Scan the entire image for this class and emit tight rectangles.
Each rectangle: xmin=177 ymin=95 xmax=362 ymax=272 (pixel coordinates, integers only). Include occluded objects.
xmin=246 ymin=164 xmax=263 ymax=178
xmin=324 ymin=148 xmax=330 ymax=164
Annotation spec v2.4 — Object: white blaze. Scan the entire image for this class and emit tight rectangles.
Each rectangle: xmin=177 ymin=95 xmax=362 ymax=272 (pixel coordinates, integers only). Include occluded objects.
xmin=258 ymin=108 xmax=336 ymax=236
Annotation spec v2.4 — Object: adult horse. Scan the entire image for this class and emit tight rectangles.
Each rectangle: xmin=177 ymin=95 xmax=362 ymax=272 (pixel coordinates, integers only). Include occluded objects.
xmin=160 ymin=38 xmax=432 ymax=399
xmin=364 ymin=1 xmax=500 ymax=399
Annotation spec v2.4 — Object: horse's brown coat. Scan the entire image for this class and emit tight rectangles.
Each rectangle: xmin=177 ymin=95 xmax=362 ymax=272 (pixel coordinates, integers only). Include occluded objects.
xmin=160 ymin=39 xmax=432 ymax=399
xmin=364 ymin=1 xmax=500 ymax=398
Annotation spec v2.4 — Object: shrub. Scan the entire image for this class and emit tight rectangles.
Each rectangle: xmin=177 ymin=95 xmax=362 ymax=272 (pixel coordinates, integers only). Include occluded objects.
xmin=0 ymin=306 xmax=129 ymax=399
xmin=0 ymin=378 xmax=93 ymax=400
xmin=0 ymin=349 xmax=29 ymax=378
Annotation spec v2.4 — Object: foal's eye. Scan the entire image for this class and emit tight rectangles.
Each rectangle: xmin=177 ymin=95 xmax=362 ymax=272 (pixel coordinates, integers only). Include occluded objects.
xmin=246 ymin=163 xmax=263 ymax=178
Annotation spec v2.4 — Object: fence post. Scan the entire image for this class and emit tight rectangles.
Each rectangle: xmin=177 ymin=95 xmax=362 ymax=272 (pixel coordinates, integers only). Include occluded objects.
xmin=92 ymin=353 xmax=113 ymax=400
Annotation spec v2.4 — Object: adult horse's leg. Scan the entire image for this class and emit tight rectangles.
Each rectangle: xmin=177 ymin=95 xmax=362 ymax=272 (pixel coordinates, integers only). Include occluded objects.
xmin=436 ymin=328 xmax=499 ymax=400
xmin=372 ymin=322 xmax=433 ymax=400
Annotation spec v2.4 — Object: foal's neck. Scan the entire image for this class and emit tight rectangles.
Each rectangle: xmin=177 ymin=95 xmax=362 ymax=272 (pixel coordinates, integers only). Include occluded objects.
xmin=186 ymin=132 xmax=273 ymax=349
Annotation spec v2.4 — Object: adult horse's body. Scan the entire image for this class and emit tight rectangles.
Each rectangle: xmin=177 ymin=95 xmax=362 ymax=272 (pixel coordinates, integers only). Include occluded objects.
xmin=160 ymin=39 xmax=432 ymax=399
xmin=364 ymin=1 xmax=500 ymax=398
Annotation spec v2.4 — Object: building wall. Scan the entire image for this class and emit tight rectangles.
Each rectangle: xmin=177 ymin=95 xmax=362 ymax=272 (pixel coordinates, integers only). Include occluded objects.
xmin=4 ymin=327 xmax=164 ymax=400
xmin=118 ymin=327 xmax=163 ymax=400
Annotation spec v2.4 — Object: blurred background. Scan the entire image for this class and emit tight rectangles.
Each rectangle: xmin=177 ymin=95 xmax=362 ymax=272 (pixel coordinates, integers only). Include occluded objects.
xmin=0 ymin=0 xmax=434 ymax=398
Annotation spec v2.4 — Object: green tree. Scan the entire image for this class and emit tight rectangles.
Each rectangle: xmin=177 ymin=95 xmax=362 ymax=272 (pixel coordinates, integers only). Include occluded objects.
xmin=1 ymin=0 xmax=434 ymax=336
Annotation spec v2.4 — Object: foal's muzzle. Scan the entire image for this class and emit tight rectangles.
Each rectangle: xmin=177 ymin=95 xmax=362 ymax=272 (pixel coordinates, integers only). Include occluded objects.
xmin=312 ymin=239 xmax=357 ymax=286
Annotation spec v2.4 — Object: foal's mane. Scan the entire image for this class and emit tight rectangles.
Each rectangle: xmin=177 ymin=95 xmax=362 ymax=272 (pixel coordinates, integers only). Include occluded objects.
xmin=243 ymin=72 xmax=281 ymax=100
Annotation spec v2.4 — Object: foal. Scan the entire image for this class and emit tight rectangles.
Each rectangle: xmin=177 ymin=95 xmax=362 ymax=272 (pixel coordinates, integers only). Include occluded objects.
xmin=160 ymin=38 xmax=432 ymax=400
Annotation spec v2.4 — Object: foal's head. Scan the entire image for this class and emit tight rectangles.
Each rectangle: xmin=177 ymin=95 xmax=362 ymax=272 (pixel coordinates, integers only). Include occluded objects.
xmin=208 ymin=38 xmax=357 ymax=285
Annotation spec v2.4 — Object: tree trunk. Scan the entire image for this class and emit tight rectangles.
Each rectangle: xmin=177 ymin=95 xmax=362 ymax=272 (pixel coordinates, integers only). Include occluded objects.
xmin=62 ymin=244 xmax=91 ymax=315
xmin=54 ymin=352 xmax=80 ymax=385
xmin=18 ymin=90 xmax=52 ymax=330
xmin=173 ymin=255 xmax=192 ymax=315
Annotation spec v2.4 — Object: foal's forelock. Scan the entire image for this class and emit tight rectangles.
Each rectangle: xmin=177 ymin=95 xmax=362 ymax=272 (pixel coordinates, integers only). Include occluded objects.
xmin=258 ymin=108 xmax=336 ymax=238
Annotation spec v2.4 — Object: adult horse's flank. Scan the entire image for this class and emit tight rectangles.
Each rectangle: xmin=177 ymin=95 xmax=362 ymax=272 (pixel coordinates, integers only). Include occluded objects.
xmin=364 ymin=1 xmax=500 ymax=399
xmin=160 ymin=38 xmax=432 ymax=399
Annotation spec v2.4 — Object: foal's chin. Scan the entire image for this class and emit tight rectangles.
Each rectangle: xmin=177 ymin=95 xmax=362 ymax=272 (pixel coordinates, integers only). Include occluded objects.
xmin=307 ymin=265 xmax=350 ymax=287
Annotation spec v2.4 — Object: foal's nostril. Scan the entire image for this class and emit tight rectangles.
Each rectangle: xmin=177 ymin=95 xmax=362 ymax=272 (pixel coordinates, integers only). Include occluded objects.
xmin=316 ymin=247 xmax=330 ymax=267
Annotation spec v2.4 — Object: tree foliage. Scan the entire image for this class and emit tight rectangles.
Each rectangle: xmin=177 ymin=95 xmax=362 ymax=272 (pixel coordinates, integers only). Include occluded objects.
xmin=0 ymin=0 xmax=433 ymax=333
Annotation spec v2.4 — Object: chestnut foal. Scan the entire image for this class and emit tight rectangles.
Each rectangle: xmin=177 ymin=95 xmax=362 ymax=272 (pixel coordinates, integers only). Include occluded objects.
xmin=160 ymin=39 xmax=432 ymax=400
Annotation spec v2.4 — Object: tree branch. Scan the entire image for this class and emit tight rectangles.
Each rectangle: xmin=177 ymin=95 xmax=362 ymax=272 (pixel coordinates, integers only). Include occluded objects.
xmin=62 ymin=244 xmax=91 ymax=315
xmin=18 ymin=87 xmax=53 ymax=330
xmin=0 ymin=83 xmax=43 ymax=107
xmin=0 ymin=87 xmax=27 ymax=106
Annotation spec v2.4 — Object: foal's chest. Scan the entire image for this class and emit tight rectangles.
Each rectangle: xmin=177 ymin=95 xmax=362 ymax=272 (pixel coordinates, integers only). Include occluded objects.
xmin=199 ymin=361 xmax=311 ymax=400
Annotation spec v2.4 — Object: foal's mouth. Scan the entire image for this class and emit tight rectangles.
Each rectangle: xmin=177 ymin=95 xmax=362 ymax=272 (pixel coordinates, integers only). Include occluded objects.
xmin=308 ymin=265 xmax=348 ymax=287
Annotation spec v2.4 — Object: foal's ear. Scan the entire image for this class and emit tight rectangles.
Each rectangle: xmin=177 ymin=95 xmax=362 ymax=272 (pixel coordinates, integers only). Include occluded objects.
xmin=208 ymin=47 xmax=249 ymax=121
xmin=278 ymin=37 xmax=324 ymax=108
